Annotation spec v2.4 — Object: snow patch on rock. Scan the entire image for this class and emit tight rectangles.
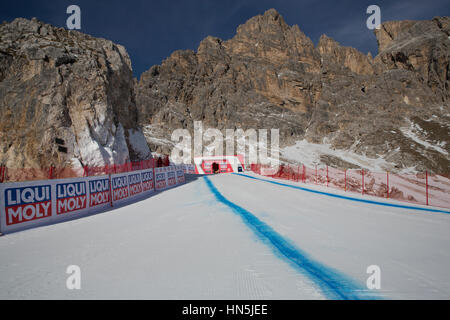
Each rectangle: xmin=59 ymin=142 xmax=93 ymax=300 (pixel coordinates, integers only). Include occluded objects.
xmin=400 ymin=121 xmax=448 ymax=156
xmin=128 ymin=128 xmax=152 ymax=159
xmin=75 ymin=122 xmax=130 ymax=167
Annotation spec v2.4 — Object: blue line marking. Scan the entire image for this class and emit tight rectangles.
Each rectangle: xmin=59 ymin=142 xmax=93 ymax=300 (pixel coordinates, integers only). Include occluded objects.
xmin=233 ymin=173 xmax=450 ymax=215
xmin=203 ymin=176 xmax=379 ymax=300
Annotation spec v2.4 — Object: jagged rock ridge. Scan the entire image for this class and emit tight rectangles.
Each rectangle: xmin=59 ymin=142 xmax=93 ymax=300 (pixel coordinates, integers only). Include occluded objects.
xmin=136 ymin=9 xmax=449 ymax=174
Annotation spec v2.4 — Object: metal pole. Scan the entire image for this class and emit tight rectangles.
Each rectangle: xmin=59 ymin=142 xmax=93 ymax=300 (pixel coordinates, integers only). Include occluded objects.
xmin=362 ymin=169 xmax=364 ymax=195
xmin=344 ymin=169 xmax=347 ymax=192
xmin=153 ymin=158 xmax=156 ymax=192
xmin=315 ymin=165 xmax=317 ymax=184
xmin=109 ymin=172 xmax=113 ymax=208
xmin=387 ymin=171 xmax=389 ymax=199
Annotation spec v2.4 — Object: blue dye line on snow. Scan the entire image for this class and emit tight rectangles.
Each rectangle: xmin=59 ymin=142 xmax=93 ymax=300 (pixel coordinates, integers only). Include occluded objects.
xmin=233 ymin=173 xmax=450 ymax=215
xmin=203 ymin=176 xmax=379 ymax=300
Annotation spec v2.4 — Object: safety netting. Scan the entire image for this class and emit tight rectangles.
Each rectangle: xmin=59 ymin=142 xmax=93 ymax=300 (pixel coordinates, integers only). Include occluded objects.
xmin=249 ymin=164 xmax=449 ymax=209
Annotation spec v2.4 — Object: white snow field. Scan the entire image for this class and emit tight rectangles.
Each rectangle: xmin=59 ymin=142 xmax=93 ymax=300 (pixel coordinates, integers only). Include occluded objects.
xmin=1 ymin=172 xmax=449 ymax=300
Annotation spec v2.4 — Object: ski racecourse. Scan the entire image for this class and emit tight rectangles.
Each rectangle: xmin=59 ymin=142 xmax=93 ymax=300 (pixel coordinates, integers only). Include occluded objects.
xmin=0 ymin=172 xmax=449 ymax=300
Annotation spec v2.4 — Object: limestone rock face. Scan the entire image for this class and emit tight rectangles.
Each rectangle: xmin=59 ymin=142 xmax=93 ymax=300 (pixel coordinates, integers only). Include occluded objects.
xmin=317 ymin=35 xmax=374 ymax=75
xmin=374 ymin=20 xmax=417 ymax=52
xmin=0 ymin=18 xmax=151 ymax=170
xmin=136 ymin=9 xmax=449 ymax=174
xmin=374 ymin=17 xmax=450 ymax=97
xmin=1 ymin=11 xmax=448 ymax=174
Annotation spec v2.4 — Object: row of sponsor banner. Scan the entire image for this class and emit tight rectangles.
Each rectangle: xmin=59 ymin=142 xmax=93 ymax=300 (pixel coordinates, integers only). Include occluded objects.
xmin=183 ymin=164 xmax=196 ymax=174
xmin=0 ymin=165 xmax=186 ymax=234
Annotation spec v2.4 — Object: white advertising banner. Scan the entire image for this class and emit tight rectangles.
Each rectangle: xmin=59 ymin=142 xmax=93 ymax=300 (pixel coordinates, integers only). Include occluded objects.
xmin=155 ymin=167 xmax=168 ymax=191
xmin=86 ymin=175 xmax=112 ymax=210
xmin=176 ymin=165 xmax=186 ymax=184
xmin=0 ymin=166 xmax=184 ymax=234
xmin=0 ymin=176 xmax=96 ymax=234
xmin=155 ymin=166 xmax=186 ymax=191
xmin=110 ymin=173 xmax=130 ymax=205
xmin=183 ymin=164 xmax=196 ymax=174
xmin=0 ymin=179 xmax=54 ymax=234
xmin=140 ymin=169 xmax=155 ymax=193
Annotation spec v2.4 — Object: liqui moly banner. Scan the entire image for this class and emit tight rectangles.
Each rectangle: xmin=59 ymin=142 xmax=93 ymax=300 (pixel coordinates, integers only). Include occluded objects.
xmin=155 ymin=167 xmax=167 ymax=191
xmin=167 ymin=170 xmax=176 ymax=187
xmin=88 ymin=176 xmax=111 ymax=208
xmin=3 ymin=184 xmax=52 ymax=227
xmin=183 ymin=164 xmax=195 ymax=174
xmin=111 ymin=174 xmax=129 ymax=203
xmin=56 ymin=181 xmax=87 ymax=215
xmin=155 ymin=166 xmax=185 ymax=190
xmin=141 ymin=170 xmax=154 ymax=192
xmin=128 ymin=172 xmax=143 ymax=197
xmin=0 ymin=167 xmax=184 ymax=234
xmin=176 ymin=166 xmax=185 ymax=184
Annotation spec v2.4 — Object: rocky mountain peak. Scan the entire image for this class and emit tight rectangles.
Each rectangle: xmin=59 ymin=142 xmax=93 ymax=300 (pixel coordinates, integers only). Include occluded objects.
xmin=373 ymin=17 xmax=449 ymax=98
xmin=317 ymin=34 xmax=374 ymax=75
xmin=0 ymin=17 xmax=151 ymax=172
xmin=1 ymin=11 xmax=448 ymax=175
xmin=234 ymin=9 xmax=289 ymax=39
xmin=375 ymin=17 xmax=450 ymax=53
xmin=136 ymin=11 xmax=449 ymax=174
xmin=224 ymin=9 xmax=316 ymax=66
xmin=374 ymin=20 xmax=417 ymax=52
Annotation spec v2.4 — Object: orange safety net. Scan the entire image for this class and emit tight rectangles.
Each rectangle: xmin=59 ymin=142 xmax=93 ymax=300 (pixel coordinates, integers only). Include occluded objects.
xmin=249 ymin=163 xmax=450 ymax=210
xmin=0 ymin=159 xmax=158 ymax=183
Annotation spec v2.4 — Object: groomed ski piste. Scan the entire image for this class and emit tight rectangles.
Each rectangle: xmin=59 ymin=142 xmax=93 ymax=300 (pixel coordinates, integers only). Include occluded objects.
xmin=1 ymin=172 xmax=449 ymax=300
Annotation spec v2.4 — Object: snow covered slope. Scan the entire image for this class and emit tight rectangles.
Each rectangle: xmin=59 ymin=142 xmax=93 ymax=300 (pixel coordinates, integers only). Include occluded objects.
xmin=282 ymin=139 xmax=415 ymax=173
xmin=0 ymin=173 xmax=449 ymax=299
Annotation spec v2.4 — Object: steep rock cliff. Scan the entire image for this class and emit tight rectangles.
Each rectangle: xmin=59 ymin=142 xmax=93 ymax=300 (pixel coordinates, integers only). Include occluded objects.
xmin=0 ymin=18 xmax=151 ymax=171
xmin=136 ymin=9 xmax=449 ymax=173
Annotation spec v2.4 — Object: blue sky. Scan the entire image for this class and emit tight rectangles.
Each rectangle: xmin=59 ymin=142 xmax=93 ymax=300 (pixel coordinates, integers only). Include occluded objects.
xmin=1 ymin=0 xmax=448 ymax=78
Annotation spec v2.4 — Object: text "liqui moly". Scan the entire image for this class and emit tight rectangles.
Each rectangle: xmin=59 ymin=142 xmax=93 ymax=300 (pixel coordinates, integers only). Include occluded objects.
xmin=56 ymin=182 xmax=87 ymax=215
xmin=112 ymin=176 xmax=129 ymax=201
xmin=5 ymin=185 xmax=52 ymax=225
xmin=89 ymin=178 xmax=110 ymax=207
